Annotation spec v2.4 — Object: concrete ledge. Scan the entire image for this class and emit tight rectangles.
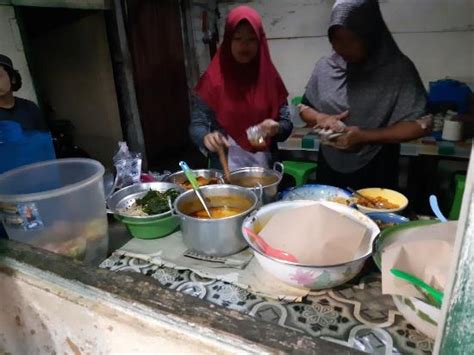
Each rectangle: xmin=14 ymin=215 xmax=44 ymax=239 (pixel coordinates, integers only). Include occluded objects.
xmin=0 ymin=239 xmax=359 ymax=353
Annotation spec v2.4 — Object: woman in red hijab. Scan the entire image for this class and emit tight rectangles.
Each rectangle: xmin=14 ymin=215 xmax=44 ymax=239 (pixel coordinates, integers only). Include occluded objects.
xmin=190 ymin=6 xmax=292 ymax=170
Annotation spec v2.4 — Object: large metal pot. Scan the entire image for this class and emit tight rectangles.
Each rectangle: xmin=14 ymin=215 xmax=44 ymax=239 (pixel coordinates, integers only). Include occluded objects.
xmin=163 ymin=169 xmax=224 ymax=189
xmin=229 ymin=162 xmax=284 ymax=205
xmin=173 ymin=184 xmax=258 ymax=256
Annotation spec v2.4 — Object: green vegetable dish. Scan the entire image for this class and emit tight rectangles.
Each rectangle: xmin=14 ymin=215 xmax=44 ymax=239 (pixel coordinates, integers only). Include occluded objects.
xmin=136 ymin=189 xmax=180 ymax=215
xmin=118 ymin=189 xmax=180 ymax=217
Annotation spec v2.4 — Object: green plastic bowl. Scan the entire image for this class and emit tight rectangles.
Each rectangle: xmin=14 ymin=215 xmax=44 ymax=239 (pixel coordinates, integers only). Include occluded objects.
xmin=373 ymin=219 xmax=439 ymax=269
xmin=115 ymin=214 xmax=179 ymax=239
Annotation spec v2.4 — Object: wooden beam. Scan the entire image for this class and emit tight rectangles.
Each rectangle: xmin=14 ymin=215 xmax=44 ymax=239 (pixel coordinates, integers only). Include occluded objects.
xmin=10 ymin=0 xmax=111 ymax=10
xmin=105 ymin=0 xmax=148 ymax=169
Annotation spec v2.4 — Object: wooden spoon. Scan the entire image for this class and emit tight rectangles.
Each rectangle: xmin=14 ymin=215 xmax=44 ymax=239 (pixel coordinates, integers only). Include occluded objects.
xmin=217 ymin=146 xmax=231 ymax=183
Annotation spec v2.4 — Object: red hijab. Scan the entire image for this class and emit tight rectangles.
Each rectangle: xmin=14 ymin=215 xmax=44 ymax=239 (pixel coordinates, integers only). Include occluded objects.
xmin=195 ymin=6 xmax=288 ymax=152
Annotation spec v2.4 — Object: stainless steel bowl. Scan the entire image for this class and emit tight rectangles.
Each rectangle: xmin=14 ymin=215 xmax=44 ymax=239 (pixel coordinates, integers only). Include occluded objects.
xmin=164 ymin=169 xmax=224 ymax=189
xmin=173 ymin=184 xmax=258 ymax=256
xmin=229 ymin=162 xmax=284 ymax=204
xmin=107 ymin=182 xmax=184 ymax=221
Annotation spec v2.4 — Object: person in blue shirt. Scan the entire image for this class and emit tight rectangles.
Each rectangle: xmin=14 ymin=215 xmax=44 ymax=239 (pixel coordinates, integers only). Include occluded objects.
xmin=0 ymin=54 xmax=47 ymax=131
xmin=0 ymin=54 xmax=49 ymax=240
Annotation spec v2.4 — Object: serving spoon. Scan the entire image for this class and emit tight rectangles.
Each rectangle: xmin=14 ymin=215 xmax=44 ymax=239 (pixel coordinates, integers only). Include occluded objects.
xmin=243 ymin=227 xmax=298 ymax=262
xmin=429 ymin=195 xmax=448 ymax=222
xmin=391 ymin=268 xmax=443 ymax=306
xmin=179 ymin=161 xmax=212 ymax=219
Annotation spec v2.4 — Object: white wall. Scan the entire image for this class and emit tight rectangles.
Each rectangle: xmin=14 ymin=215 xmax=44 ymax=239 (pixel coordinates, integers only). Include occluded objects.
xmin=194 ymin=0 xmax=474 ymax=100
xmin=0 ymin=5 xmax=37 ymax=103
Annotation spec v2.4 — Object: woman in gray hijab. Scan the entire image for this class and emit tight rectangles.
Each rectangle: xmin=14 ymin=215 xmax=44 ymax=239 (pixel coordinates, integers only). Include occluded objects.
xmin=299 ymin=0 xmax=431 ymax=190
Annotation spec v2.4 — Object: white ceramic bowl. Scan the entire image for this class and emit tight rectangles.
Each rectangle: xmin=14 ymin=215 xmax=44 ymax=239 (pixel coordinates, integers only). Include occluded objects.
xmin=356 ymin=188 xmax=408 ymax=214
xmin=241 ymin=200 xmax=380 ymax=290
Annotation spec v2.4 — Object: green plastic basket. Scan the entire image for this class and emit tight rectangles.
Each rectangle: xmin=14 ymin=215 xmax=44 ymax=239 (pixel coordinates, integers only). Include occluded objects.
xmin=115 ymin=214 xmax=179 ymax=239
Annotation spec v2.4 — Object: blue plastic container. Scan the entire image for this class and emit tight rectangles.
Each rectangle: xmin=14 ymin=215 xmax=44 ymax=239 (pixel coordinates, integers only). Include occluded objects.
xmin=428 ymin=79 xmax=472 ymax=114
xmin=0 ymin=121 xmax=56 ymax=174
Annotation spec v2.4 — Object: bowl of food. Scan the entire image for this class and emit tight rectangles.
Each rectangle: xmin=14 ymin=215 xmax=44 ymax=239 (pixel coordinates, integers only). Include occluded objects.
xmin=174 ymin=184 xmax=258 ymax=256
xmin=229 ymin=162 xmax=283 ymax=204
xmin=355 ymin=188 xmax=408 ymax=214
xmin=373 ymin=220 xmax=442 ymax=339
xmin=241 ymin=200 xmax=380 ymax=290
xmin=107 ymin=182 xmax=184 ymax=238
xmin=280 ymin=184 xmax=353 ymax=206
xmin=164 ymin=169 xmax=223 ymax=190
xmin=366 ymin=212 xmax=409 ymax=231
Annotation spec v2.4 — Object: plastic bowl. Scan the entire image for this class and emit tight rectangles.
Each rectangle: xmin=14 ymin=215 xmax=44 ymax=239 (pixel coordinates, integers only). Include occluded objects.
xmin=366 ymin=212 xmax=409 ymax=231
xmin=0 ymin=158 xmax=108 ymax=264
xmin=242 ymin=200 xmax=380 ymax=290
xmin=356 ymin=188 xmax=408 ymax=214
xmin=373 ymin=220 xmax=441 ymax=339
xmin=114 ymin=214 xmax=179 ymax=239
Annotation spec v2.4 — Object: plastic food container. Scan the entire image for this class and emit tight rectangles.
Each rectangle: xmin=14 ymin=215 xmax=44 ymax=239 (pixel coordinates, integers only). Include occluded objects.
xmin=0 ymin=159 xmax=108 ymax=264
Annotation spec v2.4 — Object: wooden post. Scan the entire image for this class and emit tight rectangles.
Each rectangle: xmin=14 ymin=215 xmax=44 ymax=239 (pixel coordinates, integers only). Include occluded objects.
xmin=106 ymin=0 xmax=148 ymax=169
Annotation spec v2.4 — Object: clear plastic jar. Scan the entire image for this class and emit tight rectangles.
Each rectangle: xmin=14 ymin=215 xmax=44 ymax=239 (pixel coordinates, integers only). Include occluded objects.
xmin=246 ymin=125 xmax=266 ymax=148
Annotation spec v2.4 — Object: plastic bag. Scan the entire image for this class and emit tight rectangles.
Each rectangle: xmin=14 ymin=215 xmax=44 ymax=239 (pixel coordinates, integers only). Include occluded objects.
xmin=113 ymin=142 xmax=142 ymax=189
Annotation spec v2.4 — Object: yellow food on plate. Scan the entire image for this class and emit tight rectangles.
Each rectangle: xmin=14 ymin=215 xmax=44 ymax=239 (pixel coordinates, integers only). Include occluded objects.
xmin=357 ymin=196 xmax=399 ymax=209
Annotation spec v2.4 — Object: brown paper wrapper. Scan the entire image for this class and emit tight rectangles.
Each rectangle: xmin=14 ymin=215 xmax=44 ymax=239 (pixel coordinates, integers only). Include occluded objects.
xmin=259 ymin=204 xmax=370 ymax=265
xmin=381 ymin=221 xmax=457 ymax=298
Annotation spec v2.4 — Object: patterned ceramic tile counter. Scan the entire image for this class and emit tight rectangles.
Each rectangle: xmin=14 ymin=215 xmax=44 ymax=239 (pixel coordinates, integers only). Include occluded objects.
xmin=101 ymin=255 xmax=434 ymax=354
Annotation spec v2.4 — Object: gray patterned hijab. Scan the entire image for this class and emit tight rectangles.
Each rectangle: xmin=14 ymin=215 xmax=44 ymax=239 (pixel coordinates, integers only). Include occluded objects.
xmin=305 ymin=0 xmax=426 ymax=173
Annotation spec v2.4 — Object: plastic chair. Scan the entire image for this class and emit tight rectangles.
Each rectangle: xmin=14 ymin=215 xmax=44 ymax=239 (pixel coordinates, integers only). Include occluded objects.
xmin=282 ymin=160 xmax=317 ymax=186
xmin=448 ymin=174 xmax=466 ymax=220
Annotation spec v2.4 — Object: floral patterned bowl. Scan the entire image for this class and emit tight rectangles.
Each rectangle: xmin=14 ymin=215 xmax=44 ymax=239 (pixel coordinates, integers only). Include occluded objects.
xmin=280 ymin=184 xmax=353 ymax=206
xmin=241 ymin=200 xmax=380 ymax=290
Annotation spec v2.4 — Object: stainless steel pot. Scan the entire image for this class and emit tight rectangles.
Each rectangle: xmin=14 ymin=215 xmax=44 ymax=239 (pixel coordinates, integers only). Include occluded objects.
xmin=229 ymin=162 xmax=284 ymax=205
xmin=173 ymin=184 xmax=258 ymax=256
xmin=163 ymin=169 xmax=224 ymax=188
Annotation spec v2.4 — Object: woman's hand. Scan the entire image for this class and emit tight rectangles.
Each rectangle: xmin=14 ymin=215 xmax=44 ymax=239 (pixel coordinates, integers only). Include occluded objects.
xmin=298 ymin=104 xmax=349 ymax=131
xmin=203 ymin=131 xmax=230 ymax=152
xmin=258 ymin=119 xmax=280 ymax=137
xmin=326 ymin=126 xmax=365 ymax=151
xmin=316 ymin=111 xmax=349 ymax=131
